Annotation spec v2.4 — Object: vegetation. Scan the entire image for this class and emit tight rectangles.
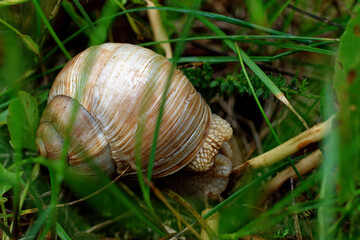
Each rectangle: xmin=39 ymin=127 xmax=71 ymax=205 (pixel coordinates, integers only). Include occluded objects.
xmin=0 ymin=0 xmax=359 ymax=239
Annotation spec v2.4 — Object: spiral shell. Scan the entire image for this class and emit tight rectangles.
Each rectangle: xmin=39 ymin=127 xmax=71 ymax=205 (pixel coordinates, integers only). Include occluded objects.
xmin=36 ymin=43 xmax=213 ymax=178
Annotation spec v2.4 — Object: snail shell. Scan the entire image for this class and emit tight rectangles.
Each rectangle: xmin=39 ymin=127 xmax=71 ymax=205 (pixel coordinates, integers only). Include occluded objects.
xmin=36 ymin=43 xmax=232 ymax=179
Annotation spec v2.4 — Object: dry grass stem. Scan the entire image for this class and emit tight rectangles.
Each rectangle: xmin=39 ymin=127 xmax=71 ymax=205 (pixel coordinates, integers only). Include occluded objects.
xmin=146 ymin=0 xmax=173 ymax=58
xmin=241 ymin=115 xmax=334 ymax=170
xmin=265 ymin=149 xmax=323 ymax=196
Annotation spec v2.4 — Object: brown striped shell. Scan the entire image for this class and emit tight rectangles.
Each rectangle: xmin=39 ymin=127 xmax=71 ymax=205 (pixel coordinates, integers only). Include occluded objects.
xmin=36 ymin=43 xmax=212 ymax=178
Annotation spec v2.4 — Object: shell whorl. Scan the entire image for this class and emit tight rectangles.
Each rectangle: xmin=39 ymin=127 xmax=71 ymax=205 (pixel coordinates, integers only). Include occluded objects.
xmin=39 ymin=43 xmax=211 ymax=177
xmin=37 ymin=96 xmax=115 ymax=176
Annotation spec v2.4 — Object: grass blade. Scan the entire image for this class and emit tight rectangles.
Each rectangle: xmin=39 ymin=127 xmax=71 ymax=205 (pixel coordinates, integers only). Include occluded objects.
xmin=235 ymin=42 xmax=281 ymax=144
xmin=107 ymin=181 xmax=167 ymax=236
xmin=88 ymin=0 xmax=119 ymax=46
xmin=0 ymin=0 xmax=29 ymax=7
xmin=25 ymin=207 xmax=52 ymax=238
xmin=113 ymin=0 xmax=142 ymax=39
xmin=43 ymin=5 xmax=320 ymax=61
xmin=0 ymin=221 xmax=12 ymax=239
xmin=0 ymin=18 xmax=39 ymax=56
xmin=72 ymin=0 xmax=96 ymax=32
xmin=135 ymin=0 xmax=202 ymax=214
xmin=246 ymin=0 xmax=267 ymax=26
xmin=56 ymin=222 xmax=72 ymax=240
xmin=197 ymin=15 xmax=309 ymax=129
xmin=31 ymin=0 xmax=71 ymax=60
xmin=61 ymin=0 xmax=91 ymax=37
xmin=269 ymin=0 xmax=292 ymax=27
xmin=165 ymin=189 xmax=218 ymax=240
xmin=220 ymin=174 xmax=321 ymax=238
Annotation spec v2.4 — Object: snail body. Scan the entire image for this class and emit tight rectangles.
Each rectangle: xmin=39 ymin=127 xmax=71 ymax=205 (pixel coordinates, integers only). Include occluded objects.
xmin=36 ymin=43 xmax=233 ymax=182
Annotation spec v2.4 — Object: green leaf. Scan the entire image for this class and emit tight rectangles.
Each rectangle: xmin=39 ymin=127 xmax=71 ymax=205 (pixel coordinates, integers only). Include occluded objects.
xmin=7 ymin=91 xmax=39 ymax=151
xmin=333 ymin=4 xmax=360 ymax=203
xmin=0 ymin=163 xmax=17 ymax=196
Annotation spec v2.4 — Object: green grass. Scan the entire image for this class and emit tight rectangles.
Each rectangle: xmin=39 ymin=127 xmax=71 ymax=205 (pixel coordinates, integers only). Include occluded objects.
xmin=0 ymin=0 xmax=359 ymax=239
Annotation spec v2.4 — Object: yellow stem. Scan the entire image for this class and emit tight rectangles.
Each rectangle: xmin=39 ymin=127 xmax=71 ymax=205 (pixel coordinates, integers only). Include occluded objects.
xmin=145 ymin=0 xmax=173 ymax=58
xmin=246 ymin=115 xmax=335 ymax=169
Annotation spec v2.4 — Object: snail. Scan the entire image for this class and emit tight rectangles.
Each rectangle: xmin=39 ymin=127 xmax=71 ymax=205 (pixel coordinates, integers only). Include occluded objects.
xmin=35 ymin=43 xmax=233 ymax=195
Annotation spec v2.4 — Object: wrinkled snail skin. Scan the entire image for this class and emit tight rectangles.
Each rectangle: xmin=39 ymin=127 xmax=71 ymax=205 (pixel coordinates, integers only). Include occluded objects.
xmin=35 ymin=43 xmax=233 ymax=183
